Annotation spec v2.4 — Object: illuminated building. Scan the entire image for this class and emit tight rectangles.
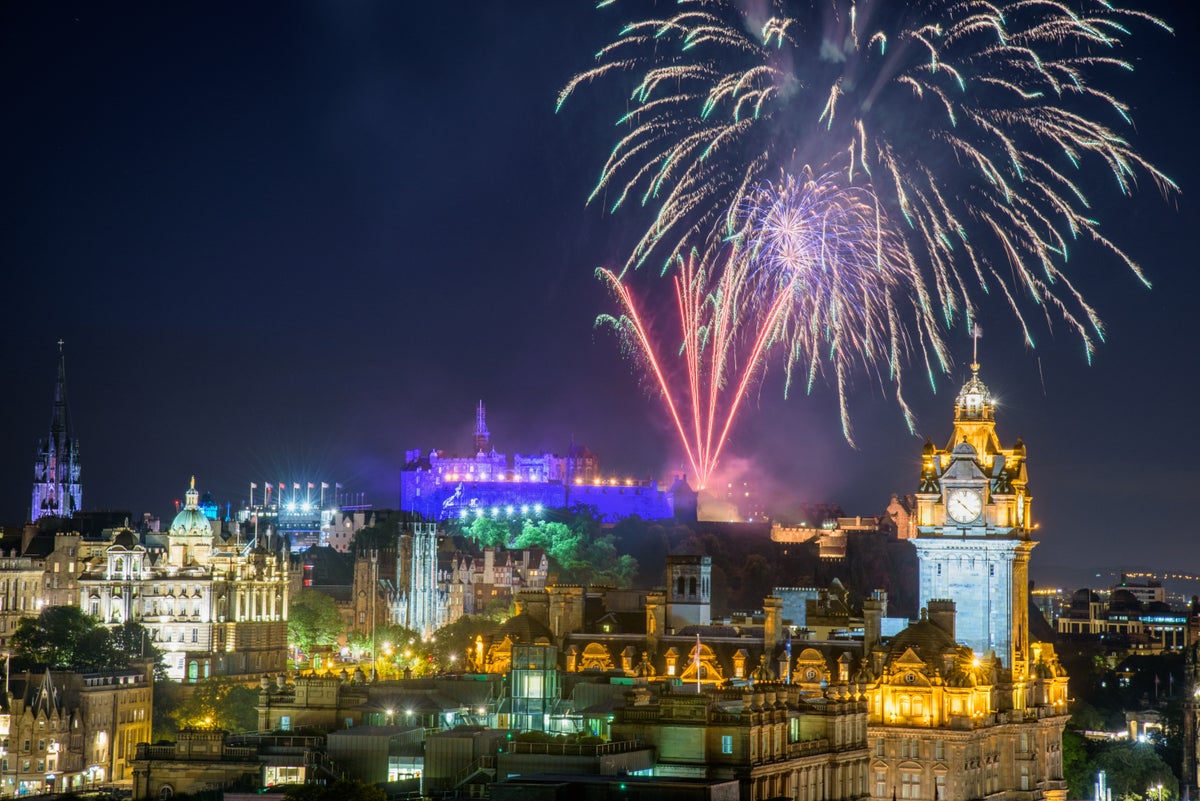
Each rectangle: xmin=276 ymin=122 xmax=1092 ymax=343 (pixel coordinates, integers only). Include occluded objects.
xmin=238 ymin=483 xmax=364 ymax=551
xmin=862 ymin=361 xmax=1069 ymax=801
xmin=0 ymin=663 xmax=153 ymax=794
xmin=393 ymin=522 xmax=442 ymax=638
xmin=1056 ymin=586 xmax=1188 ymax=654
xmin=611 ymin=685 xmax=868 ymax=801
xmin=131 ymin=731 xmax=330 ymax=799
xmin=77 ymin=478 xmax=290 ymax=682
xmin=401 ymin=401 xmax=696 ymax=523
xmin=30 ymin=342 xmax=82 ymax=522
xmin=0 ymin=554 xmax=46 ymax=650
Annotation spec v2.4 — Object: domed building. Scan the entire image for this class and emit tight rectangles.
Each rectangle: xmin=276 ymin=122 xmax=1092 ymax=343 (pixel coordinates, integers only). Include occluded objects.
xmin=863 ymin=362 xmax=1069 ymax=801
xmin=78 ymin=477 xmax=290 ymax=682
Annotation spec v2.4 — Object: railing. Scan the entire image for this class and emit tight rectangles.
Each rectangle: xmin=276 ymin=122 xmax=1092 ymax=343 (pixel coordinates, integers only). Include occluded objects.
xmin=136 ymin=745 xmax=175 ymax=760
xmin=507 ymin=739 xmax=644 ymax=757
xmin=453 ymin=755 xmax=496 ymax=788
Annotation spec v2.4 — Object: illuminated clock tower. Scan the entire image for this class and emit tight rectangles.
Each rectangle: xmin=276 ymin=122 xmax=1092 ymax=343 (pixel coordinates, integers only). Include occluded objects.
xmin=912 ymin=361 xmax=1034 ymax=699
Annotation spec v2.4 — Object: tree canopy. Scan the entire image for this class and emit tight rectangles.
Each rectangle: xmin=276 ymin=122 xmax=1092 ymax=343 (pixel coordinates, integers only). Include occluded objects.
xmin=288 ymin=589 xmax=345 ymax=655
xmin=456 ymin=505 xmax=638 ymax=587
xmin=10 ymin=607 xmax=159 ymax=672
xmin=171 ymin=678 xmax=259 ymax=732
xmin=284 ymin=780 xmax=385 ymax=801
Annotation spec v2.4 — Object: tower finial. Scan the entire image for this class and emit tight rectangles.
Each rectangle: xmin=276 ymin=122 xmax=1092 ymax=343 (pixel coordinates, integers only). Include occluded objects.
xmin=474 ymin=400 xmax=490 ymax=453
xmin=971 ymin=323 xmax=982 ymax=374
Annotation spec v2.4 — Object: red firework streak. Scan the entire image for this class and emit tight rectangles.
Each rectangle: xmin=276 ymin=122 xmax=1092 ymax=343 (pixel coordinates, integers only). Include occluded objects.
xmin=600 ymin=256 xmax=793 ymax=489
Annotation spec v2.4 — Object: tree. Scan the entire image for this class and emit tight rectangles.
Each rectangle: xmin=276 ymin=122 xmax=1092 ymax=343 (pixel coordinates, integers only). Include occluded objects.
xmin=288 ymin=589 xmax=345 ymax=656
xmin=11 ymin=606 xmax=118 ymax=669
xmin=430 ymin=615 xmax=499 ymax=672
xmin=171 ymin=678 xmax=259 ymax=732
xmin=1091 ymin=740 xmax=1177 ymax=801
xmin=111 ymin=620 xmax=167 ymax=678
xmin=284 ymin=780 xmax=385 ymax=801
xmin=459 ymin=517 xmax=517 ymax=548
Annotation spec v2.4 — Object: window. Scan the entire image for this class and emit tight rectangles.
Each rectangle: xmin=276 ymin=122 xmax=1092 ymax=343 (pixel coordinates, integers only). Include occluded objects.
xmin=721 ymin=735 xmax=733 ymax=754
xmin=875 ymin=739 xmax=884 ymax=757
xmin=900 ymin=772 xmax=920 ymax=800
xmin=875 ymin=771 xmax=887 ymax=799
xmin=280 ymin=716 xmax=291 ymax=732
xmin=935 ymin=740 xmax=945 ymax=761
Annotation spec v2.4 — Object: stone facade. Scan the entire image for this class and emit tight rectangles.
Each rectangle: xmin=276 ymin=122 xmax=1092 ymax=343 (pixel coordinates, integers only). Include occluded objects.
xmin=863 ymin=362 xmax=1069 ymax=801
xmin=0 ymin=664 xmax=153 ymax=794
xmin=612 ymin=685 xmax=869 ymax=801
xmin=77 ymin=479 xmax=290 ymax=682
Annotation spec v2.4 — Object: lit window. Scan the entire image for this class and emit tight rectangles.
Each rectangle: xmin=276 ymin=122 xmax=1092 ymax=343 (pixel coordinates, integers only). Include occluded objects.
xmin=721 ymin=735 xmax=733 ymax=754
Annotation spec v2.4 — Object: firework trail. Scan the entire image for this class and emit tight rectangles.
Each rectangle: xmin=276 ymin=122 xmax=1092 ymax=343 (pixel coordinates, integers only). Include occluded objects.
xmin=599 ymin=170 xmax=905 ymax=486
xmin=561 ymin=0 xmax=1175 ymax=356
xmin=564 ymin=0 xmax=1174 ymax=478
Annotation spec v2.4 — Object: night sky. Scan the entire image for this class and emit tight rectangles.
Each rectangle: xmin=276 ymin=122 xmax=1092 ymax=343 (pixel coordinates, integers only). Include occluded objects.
xmin=2 ymin=2 xmax=1196 ymax=585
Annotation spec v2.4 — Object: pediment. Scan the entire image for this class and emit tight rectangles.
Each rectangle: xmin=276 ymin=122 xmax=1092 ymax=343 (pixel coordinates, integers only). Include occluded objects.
xmin=891 ymin=647 xmax=927 ymax=668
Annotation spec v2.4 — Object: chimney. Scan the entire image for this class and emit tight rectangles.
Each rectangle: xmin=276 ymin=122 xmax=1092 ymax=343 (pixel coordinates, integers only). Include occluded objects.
xmin=863 ymin=590 xmax=886 ymax=656
xmin=927 ymin=598 xmax=956 ymax=640
xmin=763 ymin=596 xmax=783 ymax=650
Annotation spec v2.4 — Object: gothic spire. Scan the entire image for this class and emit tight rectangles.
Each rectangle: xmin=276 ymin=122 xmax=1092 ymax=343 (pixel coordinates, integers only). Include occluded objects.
xmin=50 ymin=338 xmax=71 ymax=439
xmin=474 ymin=400 xmax=490 ymax=453
xmin=31 ymin=340 xmax=82 ymax=521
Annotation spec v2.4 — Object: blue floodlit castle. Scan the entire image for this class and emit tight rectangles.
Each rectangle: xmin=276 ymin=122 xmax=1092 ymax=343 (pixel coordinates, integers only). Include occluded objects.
xmin=400 ymin=402 xmax=696 ymax=523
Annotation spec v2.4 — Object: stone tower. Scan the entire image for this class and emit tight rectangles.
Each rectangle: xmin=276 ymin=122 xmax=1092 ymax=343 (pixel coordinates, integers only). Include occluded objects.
xmin=31 ymin=341 xmax=82 ymax=522
xmin=407 ymin=521 xmax=440 ymax=638
xmin=666 ymin=554 xmax=711 ymax=630
xmin=911 ymin=361 xmax=1035 ymax=693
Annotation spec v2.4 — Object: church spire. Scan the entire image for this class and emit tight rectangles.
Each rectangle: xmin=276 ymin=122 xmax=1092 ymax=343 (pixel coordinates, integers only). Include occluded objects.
xmin=50 ymin=339 xmax=70 ymax=438
xmin=31 ymin=341 xmax=83 ymax=522
xmin=474 ymin=400 xmax=490 ymax=453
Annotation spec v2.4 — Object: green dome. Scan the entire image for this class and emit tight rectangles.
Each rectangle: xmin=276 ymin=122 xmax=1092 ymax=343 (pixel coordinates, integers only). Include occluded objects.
xmin=170 ymin=477 xmax=213 ymax=538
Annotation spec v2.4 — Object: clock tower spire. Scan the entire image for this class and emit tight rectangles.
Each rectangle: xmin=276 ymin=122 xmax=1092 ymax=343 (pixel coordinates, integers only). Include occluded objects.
xmin=912 ymin=358 xmax=1035 ymax=706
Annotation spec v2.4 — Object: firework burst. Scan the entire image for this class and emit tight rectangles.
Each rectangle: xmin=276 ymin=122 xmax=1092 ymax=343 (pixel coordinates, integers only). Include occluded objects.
xmin=562 ymin=0 xmax=1175 ymax=361
xmin=599 ymin=170 xmax=907 ymax=486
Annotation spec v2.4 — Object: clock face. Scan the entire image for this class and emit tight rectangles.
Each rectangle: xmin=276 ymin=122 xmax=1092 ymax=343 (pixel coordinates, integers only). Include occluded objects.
xmin=946 ymin=488 xmax=983 ymax=524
